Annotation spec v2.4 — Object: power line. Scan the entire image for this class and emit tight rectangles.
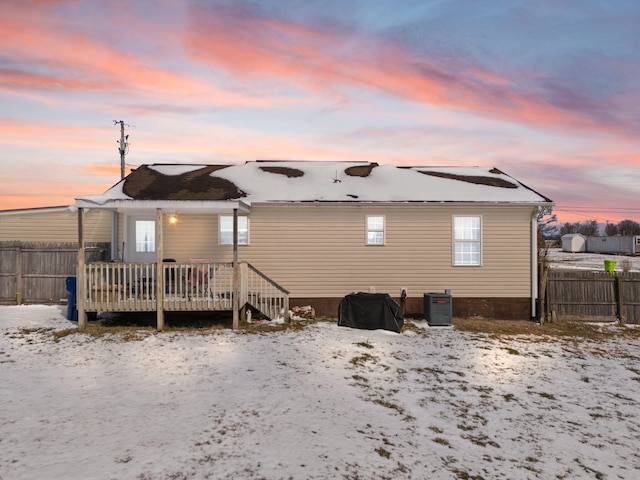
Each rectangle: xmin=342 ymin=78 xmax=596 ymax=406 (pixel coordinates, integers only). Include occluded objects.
xmin=554 ymin=208 xmax=639 ymax=223
xmin=555 ymin=205 xmax=640 ymax=219
xmin=555 ymin=205 xmax=640 ymax=213
xmin=554 ymin=206 xmax=640 ymax=213
xmin=554 ymin=210 xmax=611 ymax=222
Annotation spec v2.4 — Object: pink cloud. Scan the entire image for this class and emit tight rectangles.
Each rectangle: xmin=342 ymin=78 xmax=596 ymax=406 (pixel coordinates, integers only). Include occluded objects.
xmin=0 ymin=175 xmax=113 ymax=210
xmin=184 ymin=6 xmax=626 ymax=137
xmin=0 ymin=118 xmax=109 ymax=149
xmin=0 ymin=11 xmax=274 ymax=108
xmin=0 ymin=67 xmax=115 ymax=91
xmin=81 ymin=163 xmax=131 ymax=176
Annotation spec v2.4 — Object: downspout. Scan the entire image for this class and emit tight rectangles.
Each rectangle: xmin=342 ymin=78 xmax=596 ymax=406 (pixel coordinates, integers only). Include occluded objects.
xmin=232 ymin=208 xmax=239 ymax=329
xmin=530 ymin=210 xmax=538 ymax=320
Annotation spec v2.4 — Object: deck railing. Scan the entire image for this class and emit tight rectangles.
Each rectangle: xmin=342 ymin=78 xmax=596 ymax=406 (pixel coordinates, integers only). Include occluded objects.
xmin=83 ymin=261 xmax=288 ymax=320
xmin=242 ymin=262 xmax=289 ymax=321
xmin=85 ymin=262 xmax=157 ymax=312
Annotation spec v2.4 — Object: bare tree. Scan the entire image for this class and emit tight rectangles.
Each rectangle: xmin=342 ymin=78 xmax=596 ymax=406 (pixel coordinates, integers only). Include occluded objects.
xmin=618 ymin=219 xmax=640 ymax=236
xmin=558 ymin=222 xmax=578 ymax=236
xmin=604 ymin=222 xmax=619 ymax=236
xmin=536 ymin=206 xmax=556 ymax=323
xmin=536 ymin=206 xmax=557 ymax=247
xmin=559 ymin=220 xmax=600 ymax=236
xmin=578 ymin=219 xmax=600 ymax=236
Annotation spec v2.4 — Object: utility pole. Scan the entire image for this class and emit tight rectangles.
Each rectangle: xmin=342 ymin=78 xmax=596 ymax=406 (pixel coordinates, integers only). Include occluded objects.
xmin=112 ymin=120 xmax=130 ymax=262
xmin=114 ymin=120 xmax=130 ymax=180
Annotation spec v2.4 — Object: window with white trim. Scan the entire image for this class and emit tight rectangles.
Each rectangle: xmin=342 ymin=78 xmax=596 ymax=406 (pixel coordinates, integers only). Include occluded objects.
xmin=453 ymin=216 xmax=481 ymax=266
xmin=366 ymin=215 xmax=385 ymax=245
xmin=135 ymin=220 xmax=156 ymax=253
xmin=219 ymin=215 xmax=249 ymax=245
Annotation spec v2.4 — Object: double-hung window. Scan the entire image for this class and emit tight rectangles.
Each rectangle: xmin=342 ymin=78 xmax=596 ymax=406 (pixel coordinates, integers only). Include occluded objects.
xmin=219 ymin=215 xmax=249 ymax=245
xmin=366 ymin=215 xmax=385 ymax=245
xmin=453 ymin=216 xmax=481 ymax=266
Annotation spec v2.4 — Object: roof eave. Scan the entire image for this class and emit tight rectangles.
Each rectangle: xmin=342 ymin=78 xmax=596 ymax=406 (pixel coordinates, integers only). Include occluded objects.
xmin=0 ymin=205 xmax=72 ymax=215
xmin=73 ymin=199 xmax=251 ymax=213
xmin=250 ymin=199 xmax=554 ymax=206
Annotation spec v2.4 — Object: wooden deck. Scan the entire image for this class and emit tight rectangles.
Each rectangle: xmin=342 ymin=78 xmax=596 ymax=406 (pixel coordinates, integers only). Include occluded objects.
xmin=83 ymin=261 xmax=289 ymax=321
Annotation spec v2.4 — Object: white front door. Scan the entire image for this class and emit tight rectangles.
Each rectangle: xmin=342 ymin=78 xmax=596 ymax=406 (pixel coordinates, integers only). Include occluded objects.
xmin=125 ymin=215 xmax=157 ymax=263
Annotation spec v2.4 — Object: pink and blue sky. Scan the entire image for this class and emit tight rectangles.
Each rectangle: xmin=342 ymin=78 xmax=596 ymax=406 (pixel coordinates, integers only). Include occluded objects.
xmin=1 ymin=0 xmax=639 ymax=224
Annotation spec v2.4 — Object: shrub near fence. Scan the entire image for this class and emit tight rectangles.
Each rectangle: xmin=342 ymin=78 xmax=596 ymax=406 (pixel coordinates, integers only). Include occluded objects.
xmin=0 ymin=241 xmax=109 ymax=305
xmin=546 ymin=270 xmax=640 ymax=324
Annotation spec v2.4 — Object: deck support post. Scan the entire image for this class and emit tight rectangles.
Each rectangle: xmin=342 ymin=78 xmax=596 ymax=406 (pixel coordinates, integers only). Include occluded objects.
xmin=239 ymin=262 xmax=248 ymax=321
xmin=77 ymin=207 xmax=87 ymax=331
xmin=156 ymin=208 xmax=165 ymax=331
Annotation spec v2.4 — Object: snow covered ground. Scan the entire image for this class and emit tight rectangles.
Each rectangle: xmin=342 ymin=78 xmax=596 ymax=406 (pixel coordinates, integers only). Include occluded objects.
xmin=1 ymin=305 xmax=639 ymax=479
xmin=547 ymin=248 xmax=640 ymax=272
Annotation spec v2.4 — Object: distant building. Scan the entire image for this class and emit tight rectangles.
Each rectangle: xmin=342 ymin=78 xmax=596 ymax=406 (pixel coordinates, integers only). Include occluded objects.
xmin=561 ymin=234 xmax=586 ymax=253
xmin=562 ymin=233 xmax=640 ymax=255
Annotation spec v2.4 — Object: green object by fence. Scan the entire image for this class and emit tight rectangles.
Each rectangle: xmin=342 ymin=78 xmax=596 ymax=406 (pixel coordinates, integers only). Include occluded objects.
xmin=604 ymin=260 xmax=616 ymax=272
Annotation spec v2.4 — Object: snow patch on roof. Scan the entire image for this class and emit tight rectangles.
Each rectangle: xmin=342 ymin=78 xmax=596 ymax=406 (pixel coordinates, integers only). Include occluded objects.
xmin=149 ymin=165 xmax=209 ymax=176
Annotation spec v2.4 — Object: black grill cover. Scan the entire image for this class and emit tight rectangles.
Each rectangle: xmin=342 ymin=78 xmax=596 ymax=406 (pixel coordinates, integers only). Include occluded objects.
xmin=338 ymin=293 xmax=404 ymax=333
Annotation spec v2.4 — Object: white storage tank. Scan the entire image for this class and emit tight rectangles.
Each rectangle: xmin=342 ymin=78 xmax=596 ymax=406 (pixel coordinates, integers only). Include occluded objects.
xmin=561 ymin=234 xmax=586 ymax=253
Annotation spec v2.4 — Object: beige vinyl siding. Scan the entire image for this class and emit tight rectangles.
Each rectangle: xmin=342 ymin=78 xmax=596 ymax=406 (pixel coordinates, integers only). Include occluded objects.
xmin=117 ymin=213 xmax=237 ymax=262
xmin=161 ymin=214 xmax=220 ymax=261
xmin=237 ymin=203 xmax=534 ymax=299
xmin=114 ymin=203 xmax=534 ymax=298
xmin=0 ymin=209 xmax=111 ymax=242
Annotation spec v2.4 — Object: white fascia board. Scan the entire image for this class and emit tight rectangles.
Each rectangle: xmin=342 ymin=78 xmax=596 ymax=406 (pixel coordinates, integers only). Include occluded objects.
xmin=74 ymin=199 xmax=250 ymax=214
xmin=253 ymin=200 xmax=553 ymax=207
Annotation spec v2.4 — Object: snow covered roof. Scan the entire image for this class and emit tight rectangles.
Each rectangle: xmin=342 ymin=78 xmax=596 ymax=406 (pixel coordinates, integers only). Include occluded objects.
xmin=74 ymin=161 xmax=552 ymax=209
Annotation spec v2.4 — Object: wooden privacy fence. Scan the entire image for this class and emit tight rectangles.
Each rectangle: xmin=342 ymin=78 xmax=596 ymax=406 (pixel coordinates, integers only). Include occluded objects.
xmin=0 ymin=241 xmax=109 ymax=305
xmin=545 ymin=270 xmax=640 ymax=324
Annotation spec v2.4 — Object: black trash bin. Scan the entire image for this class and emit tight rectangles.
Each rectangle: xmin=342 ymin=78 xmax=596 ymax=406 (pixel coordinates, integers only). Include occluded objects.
xmin=65 ymin=276 xmax=78 ymax=321
xmin=424 ymin=292 xmax=452 ymax=326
